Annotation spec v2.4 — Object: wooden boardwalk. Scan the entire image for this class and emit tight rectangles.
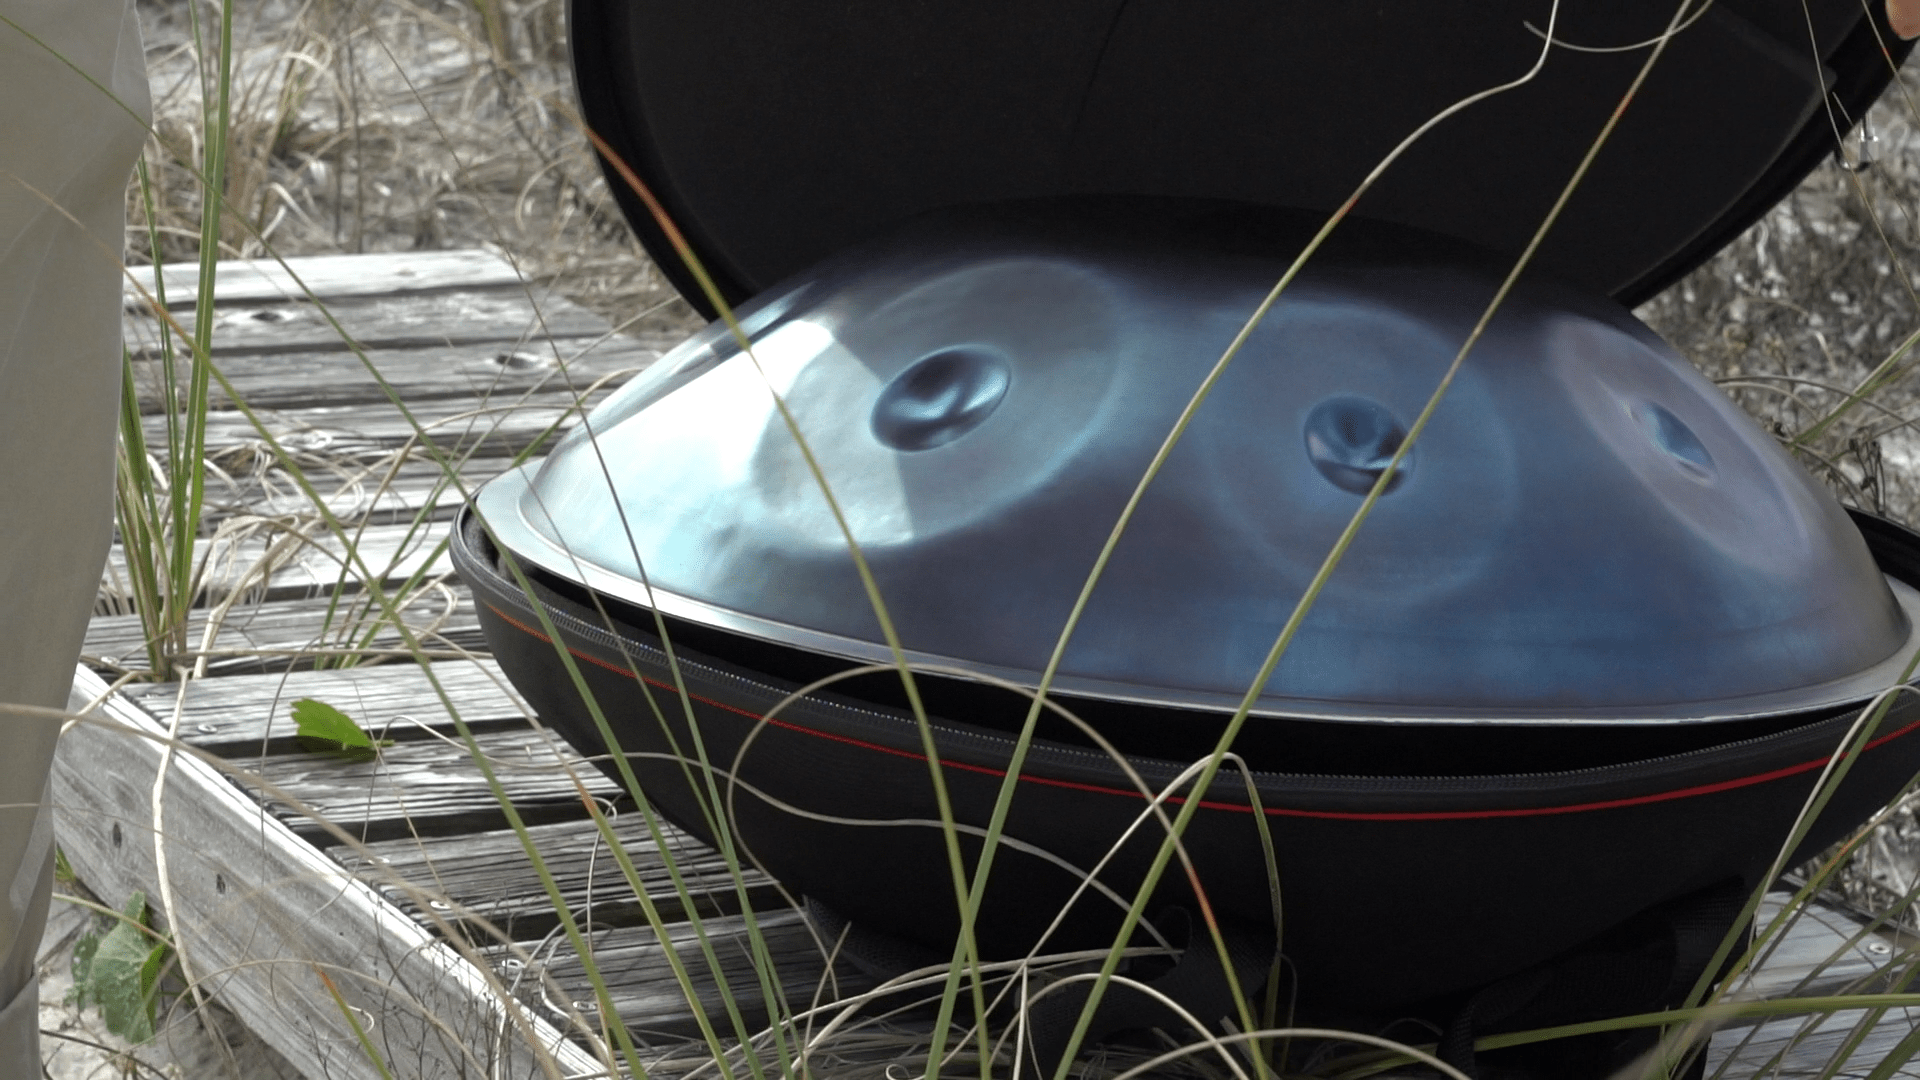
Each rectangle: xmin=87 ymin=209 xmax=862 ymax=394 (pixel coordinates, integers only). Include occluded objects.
xmin=61 ymin=251 xmax=839 ymax=1080
xmin=48 ymin=251 xmax=1920 ymax=1078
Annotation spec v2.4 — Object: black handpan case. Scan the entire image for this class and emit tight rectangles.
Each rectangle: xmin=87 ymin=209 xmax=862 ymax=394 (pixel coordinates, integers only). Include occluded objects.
xmin=459 ymin=0 xmax=1920 ymax=1031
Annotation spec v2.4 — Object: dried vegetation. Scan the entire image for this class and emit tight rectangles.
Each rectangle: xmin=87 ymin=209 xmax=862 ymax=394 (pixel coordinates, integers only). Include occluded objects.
xmin=128 ymin=0 xmax=701 ymax=339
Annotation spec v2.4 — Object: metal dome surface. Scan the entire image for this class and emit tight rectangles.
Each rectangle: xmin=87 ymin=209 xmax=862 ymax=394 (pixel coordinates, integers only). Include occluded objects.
xmin=475 ymin=206 xmax=1919 ymax=724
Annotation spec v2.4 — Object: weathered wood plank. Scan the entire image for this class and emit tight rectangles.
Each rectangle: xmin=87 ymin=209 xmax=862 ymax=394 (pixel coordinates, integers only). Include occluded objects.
xmin=491 ymin=909 xmax=869 ymax=1038
xmin=332 ymin=816 xmax=783 ymax=938
xmin=1706 ymin=894 xmax=1918 ymax=1077
xmin=54 ymin=665 xmax=609 ymax=1080
xmin=102 ymin=519 xmax=456 ymax=610
xmin=141 ymin=387 xmax=609 ymax=461
xmin=124 ymin=288 xmax=619 ymax=357
xmin=131 ymin=336 xmax=657 ymax=413
xmin=127 ymin=250 xmax=527 ymax=308
xmin=1709 ymin=1005 xmax=1920 ymax=1077
xmin=243 ymin=727 xmax=622 ymax=844
xmin=120 ymin=659 xmax=528 ymax=757
xmin=1730 ymin=897 xmax=1902 ymax=1001
xmin=84 ymin=588 xmax=486 ymax=675
xmin=212 ymin=456 xmax=509 ymax=526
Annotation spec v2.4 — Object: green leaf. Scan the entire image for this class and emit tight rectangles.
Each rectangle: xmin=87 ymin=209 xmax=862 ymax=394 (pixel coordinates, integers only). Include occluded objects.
xmin=83 ymin=891 xmax=169 ymax=1044
xmin=292 ymin=698 xmax=391 ymax=758
xmin=67 ymin=925 xmax=100 ymax=1009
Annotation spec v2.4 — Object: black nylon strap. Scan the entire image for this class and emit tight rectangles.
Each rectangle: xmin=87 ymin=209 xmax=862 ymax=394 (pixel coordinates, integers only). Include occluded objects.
xmin=1023 ymin=908 xmax=1275 ymax=1077
xmin=1439 ymin=880 xmax=1747 ymax=1079
xmin=804 ymin=899 xmax=1276 ymax=1077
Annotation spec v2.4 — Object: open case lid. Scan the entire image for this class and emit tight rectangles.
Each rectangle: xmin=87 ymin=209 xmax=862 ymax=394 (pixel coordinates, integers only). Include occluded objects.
xmin=570 ymin=0 xmax=1910 ymax=317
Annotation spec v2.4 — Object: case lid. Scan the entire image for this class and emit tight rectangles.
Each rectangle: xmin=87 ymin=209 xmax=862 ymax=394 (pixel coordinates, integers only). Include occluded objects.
xmin=570 ymin=0 xmax=1910 ymax=316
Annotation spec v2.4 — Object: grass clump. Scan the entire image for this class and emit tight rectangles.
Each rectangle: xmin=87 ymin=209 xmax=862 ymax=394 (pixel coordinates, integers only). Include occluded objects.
xmin=127 ymin=0 xmax=699 ymax=333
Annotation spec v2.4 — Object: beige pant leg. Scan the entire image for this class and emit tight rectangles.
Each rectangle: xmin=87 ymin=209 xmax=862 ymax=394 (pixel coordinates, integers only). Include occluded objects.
xmin=0 ymin=0 xmax=149 ymax=1071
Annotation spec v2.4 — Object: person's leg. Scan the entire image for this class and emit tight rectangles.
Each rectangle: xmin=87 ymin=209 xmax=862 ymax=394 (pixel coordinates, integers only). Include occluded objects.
xmin=0 ymin=0 xmax=149 ymax=1071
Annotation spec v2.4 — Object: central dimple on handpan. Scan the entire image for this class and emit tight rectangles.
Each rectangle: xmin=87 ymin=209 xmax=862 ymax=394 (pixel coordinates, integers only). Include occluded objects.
xmin=1304 ymin=395 xmax=1413 ymax=495
xmin=1636 ymin=402 xmax=1716 ymax=480
xmin=870 ymin=346 xmax=1012 ymax=451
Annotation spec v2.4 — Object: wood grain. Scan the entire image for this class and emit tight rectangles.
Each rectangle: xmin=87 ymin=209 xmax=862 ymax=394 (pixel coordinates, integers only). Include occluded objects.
xmin=332 ymin=815 xmax=783 ymax=938
xmin=141 ymin=386 xmax=609 ymax=461
xmin=85 ymin=588 xmax=486 ymax=675
xmin=1706 ymin=894 xmax=1919 ymax=1077
xmin=217 ymin=456 xmax=510 ymax=526
xmin=127 ymin=250 xmax=529 ymax=308
xmin=1732 ymin=897 xmax=1903 ymax=1001
xmin=124 ymin=288 xmax=617 ymax=357
xmin=1708 ymin=1005 xmax=1920 ymax=1077
xmin=121 ymin=659 xmax=529 ymax=756
xmin=487 ymin=909 xmax=871 ymax=1038
xmin=103 ymin=519 xmax=457 ymax=609
xmin=131 ymin=337 xmax=657 ymax=413
xmin=242 ymin=726 xmax=622 ymax=844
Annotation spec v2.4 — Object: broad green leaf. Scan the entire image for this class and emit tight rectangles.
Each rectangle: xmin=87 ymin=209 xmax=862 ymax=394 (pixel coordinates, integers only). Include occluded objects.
xmin=67 ymin=925 xmax=100 ymax=1008
xmin=84 ymin=891 xmax=167 ymax=1044
xmin=292 ymin=698 xmax=391 ymax=757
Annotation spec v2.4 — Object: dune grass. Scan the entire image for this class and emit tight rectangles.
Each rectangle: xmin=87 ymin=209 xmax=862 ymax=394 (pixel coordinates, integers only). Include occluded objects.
xmin=47 ymin=0 xmax=1920 ymax=1078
